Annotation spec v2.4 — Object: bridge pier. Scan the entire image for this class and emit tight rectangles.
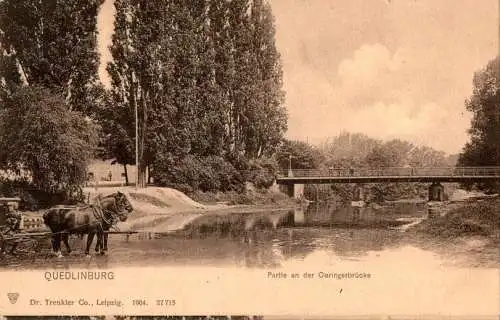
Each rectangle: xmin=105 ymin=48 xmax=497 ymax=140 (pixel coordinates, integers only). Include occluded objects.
xmin=353 ymin=184 xmax=365 ymax=201
xmin=285 ymin=184 xmax=305 ymax=199
xmin=428 ymin=182 xmax=445 ymax=201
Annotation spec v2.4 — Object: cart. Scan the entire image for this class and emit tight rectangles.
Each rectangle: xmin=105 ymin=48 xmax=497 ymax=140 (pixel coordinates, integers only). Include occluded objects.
xmin=0 ymin=197 xmax=40 ymax=255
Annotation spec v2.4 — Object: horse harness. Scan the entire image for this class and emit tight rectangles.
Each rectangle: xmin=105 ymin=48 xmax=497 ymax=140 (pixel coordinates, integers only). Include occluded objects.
xmin=91 ymin=195 xmax=123 ymax=228
xmin=51 ymin=194 xmax=124 ymax=235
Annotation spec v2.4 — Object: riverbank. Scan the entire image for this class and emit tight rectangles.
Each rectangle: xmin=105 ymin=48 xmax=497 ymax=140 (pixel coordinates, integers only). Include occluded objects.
xmin=79 ymin=186 xmax=299 ymax=233
xmin=4 ymin=186 xmax=499 ymax=270
xmin=404 ymin=196 xmax=500 ymax=267
xmin=188 ymin=187 xmax=297 ymax=206
xmin=15 ymin=186 xmax=303 ymax=235
xmin=411 ymin=197 xmax=500 ymax=238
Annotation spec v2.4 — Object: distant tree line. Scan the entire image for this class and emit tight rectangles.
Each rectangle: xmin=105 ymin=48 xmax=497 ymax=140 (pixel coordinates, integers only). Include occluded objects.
xmin=280 ymin=133 xmax=457 ymax=201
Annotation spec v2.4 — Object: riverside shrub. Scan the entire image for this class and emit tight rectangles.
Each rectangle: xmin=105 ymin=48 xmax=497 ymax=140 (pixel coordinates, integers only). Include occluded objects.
xmin=153 ymin=155 xmax=244 ymax=193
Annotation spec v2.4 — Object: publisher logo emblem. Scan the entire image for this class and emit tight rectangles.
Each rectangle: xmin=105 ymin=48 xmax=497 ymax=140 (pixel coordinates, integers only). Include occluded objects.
xmin=7 ymin=292 xmax=19 ymax=304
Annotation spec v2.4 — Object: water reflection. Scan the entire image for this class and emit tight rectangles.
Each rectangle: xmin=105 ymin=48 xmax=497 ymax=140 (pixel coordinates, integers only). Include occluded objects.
xmin=0 ymin=201 xmax=492 ymax=270
xmin=276 ymin=201 xmax=426 ymax=229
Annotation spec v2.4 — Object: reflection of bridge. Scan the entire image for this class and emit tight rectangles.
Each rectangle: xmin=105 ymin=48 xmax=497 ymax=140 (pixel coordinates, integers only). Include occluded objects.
xmin=276 ymin=167 xmax=500 ymax=201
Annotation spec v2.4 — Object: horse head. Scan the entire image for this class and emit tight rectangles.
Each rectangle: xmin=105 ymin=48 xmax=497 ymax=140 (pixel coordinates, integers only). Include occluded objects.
xmin=92 ymin=191 xmax=133 ymax=223
xmin=112 ymin=191 xmax=134 ymax=221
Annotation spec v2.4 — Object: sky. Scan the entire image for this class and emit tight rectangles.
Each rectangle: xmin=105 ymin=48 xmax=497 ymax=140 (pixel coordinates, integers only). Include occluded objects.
xmin=97 ymin=0 xmax=498 ymax=155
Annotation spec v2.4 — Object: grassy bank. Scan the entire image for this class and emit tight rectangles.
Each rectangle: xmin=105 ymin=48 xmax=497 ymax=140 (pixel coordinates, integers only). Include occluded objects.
xmin=412 ymin=198 xmax=500 ymax=239
xmin=189 ymin=188 xmax=298 ymax=206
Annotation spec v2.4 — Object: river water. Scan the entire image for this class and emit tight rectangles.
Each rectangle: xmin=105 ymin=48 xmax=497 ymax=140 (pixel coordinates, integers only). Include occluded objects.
xmin=1 ymin=201 xmax=497 ymax=270
xmin=1 ymin=201 xmax=498 ymax=315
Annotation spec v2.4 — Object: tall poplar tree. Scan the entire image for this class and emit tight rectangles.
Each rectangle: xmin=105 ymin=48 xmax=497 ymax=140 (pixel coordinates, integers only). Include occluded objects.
xmin=107 ymin=0 xmax=174 ymax=187
xmin=0 ymin=0 xmax=104 ymax=114
xmin=105 ymin=0 xmax=288 ymax=190
xmin=246 ymin=0 xmax=287 ymax=158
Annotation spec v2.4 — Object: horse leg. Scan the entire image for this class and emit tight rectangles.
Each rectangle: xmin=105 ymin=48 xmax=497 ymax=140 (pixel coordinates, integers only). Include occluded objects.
xmin=94 ymin=228 xmax=105 ymax=252
xmin=95 ymin=234 xmax=102 ymax=252
xmin=62 ymin=233 xmax=71 ymax=255
xmin=52 ymin=234 xmax=63 ymax=258
xmin=103 ymin=232 xmax=109 ymax=252
xmin=85 ymin=232 xmax=95 ymax=257
xmin=98 ymin=231 xmax=105 ymax=255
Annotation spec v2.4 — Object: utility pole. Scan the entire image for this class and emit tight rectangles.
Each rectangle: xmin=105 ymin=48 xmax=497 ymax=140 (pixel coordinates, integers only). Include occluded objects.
xmin=135 ymin=97 xmax=139 ymax=190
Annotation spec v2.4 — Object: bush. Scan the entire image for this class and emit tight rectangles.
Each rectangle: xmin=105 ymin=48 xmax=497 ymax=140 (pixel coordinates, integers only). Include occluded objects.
xmin=153 ymin=155 xmax=244 ymax=193
xmin=245 ymin=157 xmax=279 ymax=189
xmin=202 ymin=156 xmax=244 ymax=192
xmin=0 ymin=86 xmax=99 ymax=195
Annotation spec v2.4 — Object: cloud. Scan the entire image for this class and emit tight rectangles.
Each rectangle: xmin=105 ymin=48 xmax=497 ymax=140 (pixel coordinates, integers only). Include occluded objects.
xmin=285 ymin=43 xmax=472 ymax=153
xmin=335 ymin=43 xmax=411 ymax=109
xmin=271 ymin=0 xmax=497 ymax=154
xmin=338 ymin=44 xmax=403 ymax=82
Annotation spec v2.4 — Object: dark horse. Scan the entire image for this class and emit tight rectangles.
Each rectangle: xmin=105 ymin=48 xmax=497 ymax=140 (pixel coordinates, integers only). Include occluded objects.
xmin=42 ymin=192 xmax=133 ymax=257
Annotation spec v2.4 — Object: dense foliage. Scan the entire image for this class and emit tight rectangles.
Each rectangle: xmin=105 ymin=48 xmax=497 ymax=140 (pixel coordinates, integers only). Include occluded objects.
xmin=104 ymin=0 xmax=287 ymax=189
xmin=458 ymin=56 xmax=500 ymax=192
xmin=153 ymin=154 xmax=244 ymax=194
xmin=276 ymin=140 xmax=324 ymax=171
xmin=0 ymin=86 xmax=99 ymax=196
xmin=0 ymin=0 xmax=104 ymax=114
xmin=0 ymin=0 xmax=102 ymax=200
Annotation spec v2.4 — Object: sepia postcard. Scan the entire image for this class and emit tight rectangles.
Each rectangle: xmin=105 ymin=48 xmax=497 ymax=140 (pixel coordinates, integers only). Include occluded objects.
xmin=0 ymin=0 xmax=498 ymax=317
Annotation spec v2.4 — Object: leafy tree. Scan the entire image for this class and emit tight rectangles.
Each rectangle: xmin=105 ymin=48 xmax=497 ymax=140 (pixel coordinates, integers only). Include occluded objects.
xmin=0 ymin=0 xmax=103 ymax=201
xmin=445 ymin=153 xmax=459 ymax=166
xmin=458 ymin=56 xmax=500 ymax=192
xmin=319 ymin=132 xmax=381 ymax=168
xmin=245 ymin=0 xmax=287 ymax=158
xmin=409 ymin=145 xmax=446 ymax=167
xmin=94 ymin=89 xmax=135 ymax=185
xmin=186 ymin=0 xmax=226 ymax=157
xmin=276 ymin=139 xmax=323 ymax=171
xmin=215 ymin=0 xmax=286 ymax=160
xmin=0 ymin=0 xmax=104 ymax=114
xmin=245 ymin=156 xmax=280 ymax=189
xmin=107 ymin=0 xmax=171 ymax=188
xmin=0 ymin=86 xmax=99 ymax=196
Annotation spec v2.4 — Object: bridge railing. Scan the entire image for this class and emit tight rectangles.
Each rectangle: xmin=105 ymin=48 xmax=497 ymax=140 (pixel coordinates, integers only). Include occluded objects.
xmin=277 ymin=167 xmax=500 ymax=178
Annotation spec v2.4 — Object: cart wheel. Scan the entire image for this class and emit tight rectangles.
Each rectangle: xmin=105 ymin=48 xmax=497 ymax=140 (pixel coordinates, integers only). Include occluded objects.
xmin=15 ymin=237 xmax=38 ymax=254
